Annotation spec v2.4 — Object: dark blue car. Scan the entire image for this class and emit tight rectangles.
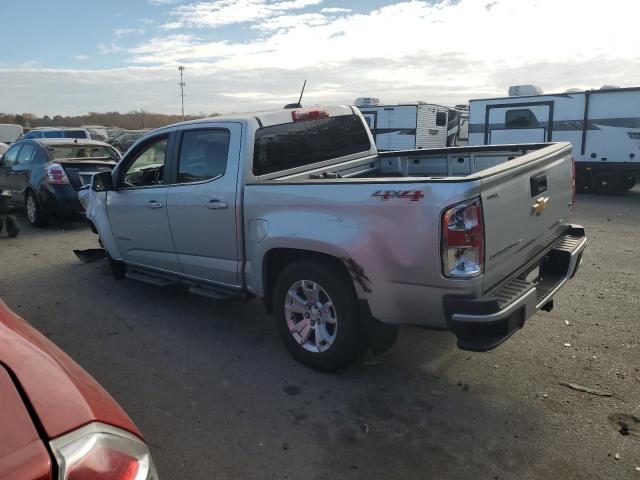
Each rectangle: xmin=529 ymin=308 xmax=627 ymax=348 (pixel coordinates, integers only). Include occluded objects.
xmin=0 ymin=138 xmax=120 ymax=226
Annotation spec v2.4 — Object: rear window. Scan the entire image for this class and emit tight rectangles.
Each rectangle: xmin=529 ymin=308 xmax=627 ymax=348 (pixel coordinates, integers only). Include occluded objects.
xmin=46 ymin=145 xmax=118 ymax=161
xmin=505 ymin=109 xmax=539 ymax=128
xmin=253 ymin=114 xmax=371 ymax=176
xmin=63 ymin=130 xmax=88 ymax=139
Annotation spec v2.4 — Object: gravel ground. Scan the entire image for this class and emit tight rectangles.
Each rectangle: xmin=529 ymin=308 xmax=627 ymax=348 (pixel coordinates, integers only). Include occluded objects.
xmin=0 ymin=188 xmax=638 ymax=479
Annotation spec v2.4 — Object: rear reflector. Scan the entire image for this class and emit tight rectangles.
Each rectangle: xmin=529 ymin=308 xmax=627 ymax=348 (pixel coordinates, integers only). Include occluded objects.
xmin=441 ymin=197 xmax=484 ymax=278
xmin=292 ymin=108 xmax=329 ymax=122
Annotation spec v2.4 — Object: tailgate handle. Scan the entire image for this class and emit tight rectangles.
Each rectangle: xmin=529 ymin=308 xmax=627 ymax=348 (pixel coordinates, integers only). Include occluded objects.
xmin=530 ymin=172 xmax=547 ymax=197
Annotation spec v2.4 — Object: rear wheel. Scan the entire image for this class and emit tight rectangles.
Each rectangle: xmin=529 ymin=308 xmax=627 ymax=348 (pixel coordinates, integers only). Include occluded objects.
xmin=273 ymin=260 xmax=367 ymax=372
xmin=590 ymin=172 xmax=621 ymax=195
xmin=26 ymin=191 xmax=48 ymax=227
xmin=621 ymin=177 xmax=637 ymax=191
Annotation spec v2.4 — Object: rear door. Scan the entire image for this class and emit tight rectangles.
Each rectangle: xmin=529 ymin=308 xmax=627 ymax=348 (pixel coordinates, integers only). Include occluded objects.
xmin=487 ymin=103 xmax=553 ymax=144
xmin=0 ymin=144 xmax=23 ymax=198
xmin=480 ymin=144 xmax=573 ymax=292
xmin=9 ymin=143 xmax=36 ymax=199
xmin=166 ymin=123 xmax=242 ymax=285
xmin=107 ymin=133 xmax=180 ymax=272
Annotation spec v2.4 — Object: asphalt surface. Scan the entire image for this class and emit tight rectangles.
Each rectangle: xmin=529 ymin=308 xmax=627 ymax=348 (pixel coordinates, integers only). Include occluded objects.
xmin=0 ymin=189 xmax=639 ymax=480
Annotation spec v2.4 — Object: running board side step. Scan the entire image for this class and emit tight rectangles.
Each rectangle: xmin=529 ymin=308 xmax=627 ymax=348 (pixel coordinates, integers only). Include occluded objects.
xmin=188 ymin=284 xmax=248 ymax=301
xmin=125 ymin=269 xmax=179 ymax=287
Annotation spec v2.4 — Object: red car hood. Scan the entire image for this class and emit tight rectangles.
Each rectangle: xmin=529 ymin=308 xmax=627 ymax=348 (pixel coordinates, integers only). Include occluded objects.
xmin=0 ymin=365 xmax=51 ymax=479
xmin=0 ymin=299 xmax=141 ymax=441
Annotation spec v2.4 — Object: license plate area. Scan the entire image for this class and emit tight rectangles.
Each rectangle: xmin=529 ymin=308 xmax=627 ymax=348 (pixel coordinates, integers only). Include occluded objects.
xmin=519 ymin=263 xmax=541 ymax=285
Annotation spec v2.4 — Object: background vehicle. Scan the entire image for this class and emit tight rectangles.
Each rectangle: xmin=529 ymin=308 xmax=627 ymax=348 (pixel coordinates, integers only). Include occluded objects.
xmin=468 ymin=85 xmax=640 ymax=194
xmin=0 ymin=138 xmax=120 ymax=226
xmin=0 ymin=123 xmax=23 ymax=144
xmin=84 ymin=106 xmax=586 ymax=371
xmin=0 ymin=142 xmax=8 ymax=155
xmin=22 ymin=127 xmax=91 ymax=140
xmin=83 ymin=125 xmax=109 ymax=142
xmin=0 ymin=298 xmax=158 ymax=480
xmin=355 ymin=98 xmax=462 ymax=150
xmin=110 ymin=130 xmax=149 ymax=153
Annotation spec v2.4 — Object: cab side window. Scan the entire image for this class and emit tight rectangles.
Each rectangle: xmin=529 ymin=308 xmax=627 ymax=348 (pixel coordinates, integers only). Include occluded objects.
xmin=121 ymin=136 xmax=168 ymax=188
xmin=1 ymin=145 xmax=22 ymax=167
xmin=177 ymin=130 xmax=230 ymax=184
xmin=16 ymin=144 xmax=36 ymax=164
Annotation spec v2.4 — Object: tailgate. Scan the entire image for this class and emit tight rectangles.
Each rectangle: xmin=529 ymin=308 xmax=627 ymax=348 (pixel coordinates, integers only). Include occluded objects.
xmin=60 ymin=161 xmax=115 ymax=191
xmin=480 ymin=144 xmax=573 ymax=292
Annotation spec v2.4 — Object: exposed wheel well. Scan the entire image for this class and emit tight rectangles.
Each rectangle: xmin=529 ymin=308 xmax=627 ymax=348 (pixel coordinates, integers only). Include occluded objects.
xmin=262 ymin=248 xmax=355 ymax=314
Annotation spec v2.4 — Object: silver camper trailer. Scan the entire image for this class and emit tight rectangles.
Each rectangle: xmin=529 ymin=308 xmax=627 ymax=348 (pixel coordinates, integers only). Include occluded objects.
xmin=355 ymin=99 xmax=462 ymax=151
xmin=468 ymin=85 xmax=640 ymax=193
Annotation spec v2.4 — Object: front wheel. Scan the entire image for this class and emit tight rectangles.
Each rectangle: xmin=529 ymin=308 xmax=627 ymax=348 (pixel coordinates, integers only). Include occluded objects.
xmin=273 ymin=260 xmax=367 ymax=372
xmin=26 ymin=191 xmax=48 ymax=227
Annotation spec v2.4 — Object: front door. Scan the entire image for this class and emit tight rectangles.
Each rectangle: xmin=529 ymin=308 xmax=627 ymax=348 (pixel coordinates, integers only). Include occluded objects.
xmin=107 ymin=134 xmax=180 ymax=272
xmin=166 ymin=123 xmax=242 ymax=286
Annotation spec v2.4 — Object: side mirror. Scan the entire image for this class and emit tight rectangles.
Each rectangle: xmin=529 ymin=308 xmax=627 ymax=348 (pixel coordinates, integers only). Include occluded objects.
xmin=92 ymin=171 xmax=114 ymax=192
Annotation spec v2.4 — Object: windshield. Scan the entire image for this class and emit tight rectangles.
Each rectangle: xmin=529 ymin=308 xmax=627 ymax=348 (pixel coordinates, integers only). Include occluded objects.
xmin=47 ymin=145 xmax=119 ymax=161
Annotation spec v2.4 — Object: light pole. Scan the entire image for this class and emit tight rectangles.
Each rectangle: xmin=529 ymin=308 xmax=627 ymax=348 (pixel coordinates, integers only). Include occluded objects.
xmin=178 ymin=66 xmax=186 ymax=120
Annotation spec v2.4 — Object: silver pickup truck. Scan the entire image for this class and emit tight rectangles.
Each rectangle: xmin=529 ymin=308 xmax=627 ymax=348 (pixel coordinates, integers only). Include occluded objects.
xmin=82 ymin=105 xmax=587 ymax=371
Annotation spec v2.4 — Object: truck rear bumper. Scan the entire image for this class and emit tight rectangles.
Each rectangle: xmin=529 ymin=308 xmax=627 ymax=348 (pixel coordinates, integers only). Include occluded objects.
xmin=444 ymin=225 xmax=587 ymax=352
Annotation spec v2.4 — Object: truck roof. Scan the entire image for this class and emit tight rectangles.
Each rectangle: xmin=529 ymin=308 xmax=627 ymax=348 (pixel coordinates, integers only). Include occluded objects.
xmin=32 ymin=138 xmax=112 ymax=147
xmin=159 ymin=105 xmax=356 ymax=130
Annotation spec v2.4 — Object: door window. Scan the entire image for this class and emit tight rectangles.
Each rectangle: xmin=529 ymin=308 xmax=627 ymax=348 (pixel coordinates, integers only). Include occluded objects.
xmin=435 ymin=112 xmax=447 ymax=127
xmin=177 ymin=129 xmax=230 ymax=183
xmin=505 ymin=109 xmax=539 ymax=128
xmin=121 ymin=136 xmax=168 ymax=188
xmin=16 ymin=144 xmax=36 ymax=164
xmin=1 ymin=145 xmax=22 ymax=167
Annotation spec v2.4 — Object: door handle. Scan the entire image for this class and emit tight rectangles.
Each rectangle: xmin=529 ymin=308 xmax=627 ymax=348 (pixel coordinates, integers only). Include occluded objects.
xmin=204 ymin=199 xmax=228 ymax=210
xmin=147 ymin=201 xmax=163 ymax=209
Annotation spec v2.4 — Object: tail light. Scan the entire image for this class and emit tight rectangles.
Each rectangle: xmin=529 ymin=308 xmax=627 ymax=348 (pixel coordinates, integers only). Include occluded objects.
xmin=441 ymin=197 xmax=484 ymax=278
xmin=50 ymin=422 xmax=158 ymax=480
xmin=45 ymin=163 xmax=70 ymax=184
xmin=292 ymin=108 xmax=329 ymax=122
xmin=571 ymin=157 xmax=576 ymax=211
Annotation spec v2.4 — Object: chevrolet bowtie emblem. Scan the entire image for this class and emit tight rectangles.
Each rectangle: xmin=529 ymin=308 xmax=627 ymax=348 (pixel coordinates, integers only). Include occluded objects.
xmin=531 ymin=196 xmax=549 ymax=216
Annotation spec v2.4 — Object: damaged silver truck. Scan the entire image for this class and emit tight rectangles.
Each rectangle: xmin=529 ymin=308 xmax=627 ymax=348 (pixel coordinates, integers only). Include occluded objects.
xmin=81 ymin=105 xmax=587 ymax=371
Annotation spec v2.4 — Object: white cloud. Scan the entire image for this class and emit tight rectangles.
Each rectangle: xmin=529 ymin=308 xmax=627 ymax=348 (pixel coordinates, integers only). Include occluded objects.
xmin=162 ymin=0 xmax=323 ymax=29
xmin=3 ymin=0 xmax=640 ymax=116
xmin=97 ymin=42 xmax=124 ymax=54
xmin=114 ymin=28 xmax=145 ymax=37
xmin=73 ymin=54 xmax=90 ymax=61
xmin=320 ymin=7 xmax=351 ymax=13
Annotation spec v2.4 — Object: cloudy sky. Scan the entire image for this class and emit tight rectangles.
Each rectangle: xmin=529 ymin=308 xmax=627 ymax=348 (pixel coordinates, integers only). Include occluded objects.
xmin=1 ymin=0 xmax=638 ymax=116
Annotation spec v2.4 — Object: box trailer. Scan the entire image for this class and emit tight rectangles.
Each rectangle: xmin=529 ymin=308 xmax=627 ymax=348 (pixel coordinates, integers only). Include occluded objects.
xmin=356 ymin=100 xmax=462 ymax=151
xmin=468 ymin=86 xmax=640 ymax=193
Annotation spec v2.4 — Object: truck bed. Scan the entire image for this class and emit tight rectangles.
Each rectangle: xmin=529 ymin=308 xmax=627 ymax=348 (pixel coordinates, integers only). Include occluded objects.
xmin=270 ymin=143 xmax=560 ymax=182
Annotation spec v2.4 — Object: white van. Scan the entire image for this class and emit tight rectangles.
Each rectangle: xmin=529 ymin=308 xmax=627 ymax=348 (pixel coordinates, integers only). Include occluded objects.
xmin=0 ymin=124 xmax=24 ymax=144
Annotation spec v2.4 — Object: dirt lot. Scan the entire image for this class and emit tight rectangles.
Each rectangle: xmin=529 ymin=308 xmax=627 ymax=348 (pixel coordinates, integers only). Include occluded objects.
xmin=0 ymin=189 xmax=638 ymax=480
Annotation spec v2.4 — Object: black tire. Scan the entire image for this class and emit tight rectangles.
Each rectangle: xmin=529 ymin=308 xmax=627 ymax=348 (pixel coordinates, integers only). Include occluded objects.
xmin=273 ymin=260 xmax=367 ymax=372
xmin=25 ymin=191 xmax=49 ymax=227
xmin=590 ymin=172 xmax=621 ymax=195
xmin=5 ymin=215 xmax=19 ymax=237
xmin=621 ymin=177 xmax=637 ymax=191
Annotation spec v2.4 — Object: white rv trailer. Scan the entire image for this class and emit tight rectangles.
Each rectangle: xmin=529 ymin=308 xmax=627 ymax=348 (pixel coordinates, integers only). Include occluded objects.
xmin=355 ymin=100 xmax=461 ymax=151
xmin=468 ymin=86 xmax=640 ymax=194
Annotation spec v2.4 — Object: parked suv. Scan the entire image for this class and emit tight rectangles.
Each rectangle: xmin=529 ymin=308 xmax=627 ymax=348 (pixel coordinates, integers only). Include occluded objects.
xmin=23 ymin=127 xmax=91 ymax=140
xmin=84 ymin=106 xmax=586 ymax=371
xmin=0 ymin=138 xmax=120 ymax=226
